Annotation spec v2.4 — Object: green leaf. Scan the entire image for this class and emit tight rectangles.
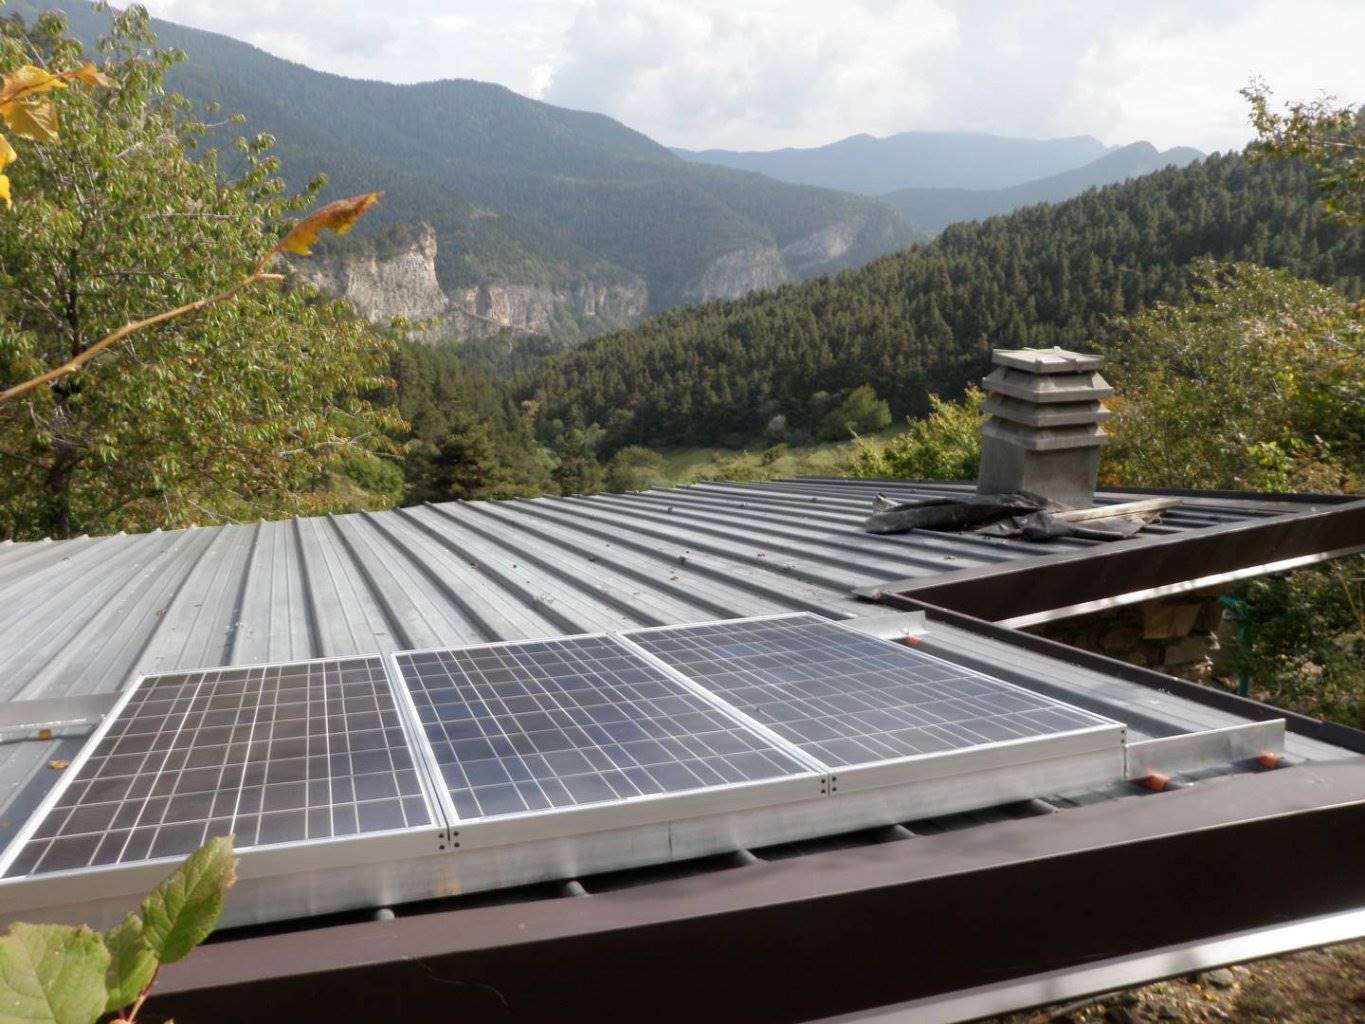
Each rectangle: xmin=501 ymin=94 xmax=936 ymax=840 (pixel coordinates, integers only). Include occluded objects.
xmin=139 ymin=836 xmax=237 ymax=965
xmin=0 ymin=922 xmax=110 ymax=1024
xmin=101 ymin=915 xmax=156 ymax=1014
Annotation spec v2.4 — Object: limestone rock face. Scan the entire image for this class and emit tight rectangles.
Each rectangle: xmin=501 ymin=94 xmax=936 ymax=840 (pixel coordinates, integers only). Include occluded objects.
xmin=291 ymin=223 xmax=449 ymax=325
xmin=779 ymin=216 xmax=868 ymax=277
xmin=290 ymin=222 xmax=647 ymax=342
xmin=292 ymin=213 xmax=904 ymax=334
xmin=675 ymin=211 xmax=908 ymax=306
xmin=454 ymin=280 xmax=647 ymax=337
xmin=683 ymin=245 xmax=786 ymax=304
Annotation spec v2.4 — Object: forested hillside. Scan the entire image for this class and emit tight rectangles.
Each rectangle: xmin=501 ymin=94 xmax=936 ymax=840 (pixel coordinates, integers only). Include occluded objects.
xmin=525 ymin=152 xmax=1364 ymax=449
xmin=19 ymin=0 xmax=915 ymax=309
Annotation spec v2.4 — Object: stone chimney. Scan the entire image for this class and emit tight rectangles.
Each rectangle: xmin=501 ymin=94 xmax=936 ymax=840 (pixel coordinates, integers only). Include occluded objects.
xmin=976 ymin=347 xmax=1112 ymax=508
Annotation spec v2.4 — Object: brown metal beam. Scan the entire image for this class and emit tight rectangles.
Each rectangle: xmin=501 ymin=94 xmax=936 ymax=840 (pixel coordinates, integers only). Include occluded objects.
xmin=855 ymin=498 xmax=1365 ymax=623
xmin=154 ymin=759 xmax=1365 ymax=1023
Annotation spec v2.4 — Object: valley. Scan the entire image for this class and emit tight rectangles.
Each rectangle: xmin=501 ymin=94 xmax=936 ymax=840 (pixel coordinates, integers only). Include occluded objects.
xmin=20 ymin=0 xmax=917 ymax=339
xmin=21 ymin=1 xmax=1221 ymax=351
xmin=521 ymin=150 xmax=1363 ymax=451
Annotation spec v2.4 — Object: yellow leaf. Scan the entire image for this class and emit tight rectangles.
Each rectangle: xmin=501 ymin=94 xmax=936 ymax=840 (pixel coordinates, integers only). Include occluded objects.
xmin=2 ymin=97 xmax=59 ymax=144
xmin=275 ymin=191 xmax=382 ymax=255
xmin=0 ymin=133 xmax=13 ymax=208
xmin=0 ymin=64 xmax=68 ymax=107
xmin=62 ymin=62 xmax=116 ymax=89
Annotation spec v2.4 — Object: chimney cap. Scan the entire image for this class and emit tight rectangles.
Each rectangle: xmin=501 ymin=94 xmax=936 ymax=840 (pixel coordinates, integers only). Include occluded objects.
xmin=992 ymin=347 xmax=1104 ymax=374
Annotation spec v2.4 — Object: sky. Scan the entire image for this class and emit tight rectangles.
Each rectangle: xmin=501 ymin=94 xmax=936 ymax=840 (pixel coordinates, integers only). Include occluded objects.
xmin=137 ymin=0 xmax=1365 ymax=154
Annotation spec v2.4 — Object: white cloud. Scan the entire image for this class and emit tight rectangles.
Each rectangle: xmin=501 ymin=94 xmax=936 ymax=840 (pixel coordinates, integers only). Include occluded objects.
xmin=137 ymin=0 xmax=578 ymax=98
xmin=545 ymin=0 xmax=958 ymax=150
xmin=135 ymin=0 xmax=1365 ymax=153
xmin=431 ymin=13 xmax=473 ymax=34
xmin=1063 ymin=0 xmax=1365 ymax=152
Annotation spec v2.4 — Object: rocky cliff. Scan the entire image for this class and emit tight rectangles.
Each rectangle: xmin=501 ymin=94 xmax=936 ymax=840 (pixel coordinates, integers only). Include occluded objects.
xmin=454 ymin=279 xmax=646 ymax=338
xmin=779 ymin=215 xmax=880 ymax=277
xmin=291 ymin=222 xmax=450 ymax=325
xmin=675 ymin=211 xmax=909 ymax=305
xmin=292 ymin=215 xmax=907 ymax=335
xmin=291 ymin=223 xmax=647 ymax=342
xmin=681 ymin=245 xmax=786 ymax=304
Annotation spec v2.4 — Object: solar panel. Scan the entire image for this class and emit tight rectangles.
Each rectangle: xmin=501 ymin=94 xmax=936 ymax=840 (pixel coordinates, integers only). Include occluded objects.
xmin=623 ymin=615 xmax=1116 ymax=769
xmin=393 ymin=634 xmax=814 ymax=823
xmin=0 ymin=615 xmax=1132 ymax=932
xmin=1 ymin=656 xmax=437 ymax=880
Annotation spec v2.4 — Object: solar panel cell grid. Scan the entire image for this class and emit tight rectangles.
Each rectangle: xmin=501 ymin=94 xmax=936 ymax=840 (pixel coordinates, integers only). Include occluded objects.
xmin=395 ymin=635 xmax=810 ymax=822
xmin=625 ymin=616 xmax=1112 ymax=769
xmin=2 ymin=657 xmax=432 ymax=879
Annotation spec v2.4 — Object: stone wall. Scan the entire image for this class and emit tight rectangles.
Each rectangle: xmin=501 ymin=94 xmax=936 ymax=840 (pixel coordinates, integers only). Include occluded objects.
xmin=1025 ymin=590 xmax=1228 ymax=682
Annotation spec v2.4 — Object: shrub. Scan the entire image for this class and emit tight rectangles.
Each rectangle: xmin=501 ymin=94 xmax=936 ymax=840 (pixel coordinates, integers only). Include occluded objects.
xmin=605 ymin=445 xmax=667 ymax=492
xmin=817 ymin=384 xmax=892 ymax=441
xmin=1226 ymin=556 xmax=1364 ymax=729
xmin=1100 ymin=261 xmax=1363 ymax=493
xmin=851 ymin=388 xmax=983 ymax=480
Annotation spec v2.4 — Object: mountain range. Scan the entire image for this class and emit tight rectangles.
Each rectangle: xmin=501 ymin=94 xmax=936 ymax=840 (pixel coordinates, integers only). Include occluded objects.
xmin=677 ymin=132 xmax=1205 ymax=234
xmin=525 ymin=151 xmax=1363 ymax=449
xmin=674 ymin=131 xmax=1116 ymax=193
xmin=26 ymin=1 xmax=1206 ymax=344
xmin=27 ymin=1 xmax=918 ymax=337
xmin=881 ymin=141 xmax=1206 ymax=233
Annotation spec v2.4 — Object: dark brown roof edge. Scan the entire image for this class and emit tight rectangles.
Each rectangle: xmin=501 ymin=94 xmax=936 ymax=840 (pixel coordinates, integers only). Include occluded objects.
xmin=855 ymin=497 xmax=1365 ymax=623
xmin=791 ymin=475 xmax=1362 ymax=508
xmin=154 ymin=759 xmax=1365 ymax=1023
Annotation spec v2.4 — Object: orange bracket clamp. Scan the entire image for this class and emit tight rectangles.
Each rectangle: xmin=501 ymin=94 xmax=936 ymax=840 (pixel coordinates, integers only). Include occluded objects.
xmin=1136 ymin=771 xmax=1170 ymax=793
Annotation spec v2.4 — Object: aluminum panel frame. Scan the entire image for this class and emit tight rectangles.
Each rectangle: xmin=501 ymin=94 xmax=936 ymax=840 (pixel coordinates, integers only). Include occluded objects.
xmin=0 ymin=614 xmax=1169 ymax=928
xmin=441 ymin=773 xmax=827 ymax=851
xmin=826 ymin=724 xmax=1125 ymax=796
xmin=1125 ymin=720 xmax=1286 ymax=780
xmin=387 ymin=631 xmax=825 ymax=830
xmin=392 ymin=614 xmax=1130 ymax=895
xmin=622 ymin=613 xmax=1127 ymax=797
xmin=349 ymin=742 xmax=1129 ymax=901
xmin=0 ymin=654 xmax=452 ymax=932
xmin=0 ymin=824 xmax=454 ymax=932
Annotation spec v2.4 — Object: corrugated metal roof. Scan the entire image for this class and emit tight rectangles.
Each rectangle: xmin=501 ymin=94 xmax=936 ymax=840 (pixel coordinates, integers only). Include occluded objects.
xmin=0 ymin=477 xmax=1359 ymax=925
xmin=0 ymin=478 xmax=1339 ymax=704
xmin=2 ymin=478 xmax=1357 ymax=811
xmin=4 ymin=476 xmax=1358 ymax=1020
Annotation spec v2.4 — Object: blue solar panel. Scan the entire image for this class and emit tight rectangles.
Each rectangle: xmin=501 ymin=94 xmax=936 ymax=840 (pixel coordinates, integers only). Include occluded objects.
xmin=2 ymin=657 xmax=434 ymax=879
xmin=3 ymin=615 xmax=1118 ymax=891
xmin=624 ymin=615 xmax=1114 ymax=769
xmin=393 ymin=635 xmax=812 ymax=822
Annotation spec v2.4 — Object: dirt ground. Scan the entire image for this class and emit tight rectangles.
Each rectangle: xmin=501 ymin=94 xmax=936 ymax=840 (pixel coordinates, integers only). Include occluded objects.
xmin=988 ymin=940 xmax=1365 ymax=1023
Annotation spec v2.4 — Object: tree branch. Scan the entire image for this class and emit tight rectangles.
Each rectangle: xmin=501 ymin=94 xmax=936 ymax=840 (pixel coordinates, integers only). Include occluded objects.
xmin=0 ymin=270 xmax=286 ymax=404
